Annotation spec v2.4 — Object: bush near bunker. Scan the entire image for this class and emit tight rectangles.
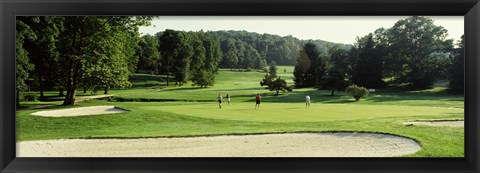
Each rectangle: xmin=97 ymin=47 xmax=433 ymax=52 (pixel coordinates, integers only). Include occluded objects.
xmin=346 ymin=85 xmax=369 ymax=101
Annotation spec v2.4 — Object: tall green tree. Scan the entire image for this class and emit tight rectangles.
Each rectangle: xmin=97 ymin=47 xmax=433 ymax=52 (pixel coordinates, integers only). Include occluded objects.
xmin=219 ymin=38 xmax=238 ymax=69
xmin=322 ymin=46 xmax=349 ymax=95
xmin=82 ymin=24 xmax=141 ymax=94
xmin=293 ymin=50 xmax=311 ymax=87
xmin=449 ymin=35 xmax=464 ymax=93
xmin=293 ymin=42 xmax=326 ymax=88
xmin=191 ymin=32 xmax=223 ymax=87
xmin=138 ymin=34 xmax=161 ymax=74
xmin=380 ymin=16 xmax=453 ymax=88
xmin=57 ymin=16 xmax=151 ymax=105
xmin=351 ymin=34 xmax=386 ymax=89
xmin=15 ymin=18 xmax=36 ymax=106
xmin=268 ymin=61 xmax=278 ymax=77
xmin=21 ymin=16 xmax=62 ymax=98
xmin=159 ymin=29 xmax=193 ymax=86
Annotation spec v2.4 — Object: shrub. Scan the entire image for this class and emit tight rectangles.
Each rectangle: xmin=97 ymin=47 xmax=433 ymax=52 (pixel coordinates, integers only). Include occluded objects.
xmin=22 ymin=93 xmax=38 ymax=102
xmin=262 ymin=67 xmax=269 ymax=73
xmin=345 ymin=84 xmax=369 ymax=101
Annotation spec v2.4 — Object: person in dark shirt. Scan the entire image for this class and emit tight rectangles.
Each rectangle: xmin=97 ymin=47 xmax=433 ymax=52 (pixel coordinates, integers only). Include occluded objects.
xmin=255 ymin=93 xmax=261 ymax=109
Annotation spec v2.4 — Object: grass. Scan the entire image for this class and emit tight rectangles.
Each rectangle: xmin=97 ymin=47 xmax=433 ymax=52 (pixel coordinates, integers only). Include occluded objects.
xmin=16 ymin=67 xmax=465 ymax=157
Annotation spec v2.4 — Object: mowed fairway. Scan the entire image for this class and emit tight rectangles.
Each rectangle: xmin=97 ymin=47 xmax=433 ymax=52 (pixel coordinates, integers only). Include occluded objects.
xmin=16 ymin=67 xmax=465 ymax=157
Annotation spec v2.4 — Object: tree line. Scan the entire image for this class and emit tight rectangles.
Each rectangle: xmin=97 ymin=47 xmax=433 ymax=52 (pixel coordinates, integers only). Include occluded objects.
xmin=293 ymin=16 xmax=464 ymax=95
xmin=137 ymin=30 xmax=222 ymax=87
xmin=17 ymin=16 xmax=463 ymax=106
xmin=139 ymin=30 xmax=351 ymax=73
xmin=16 ymin=16 xmax=151 ymax=106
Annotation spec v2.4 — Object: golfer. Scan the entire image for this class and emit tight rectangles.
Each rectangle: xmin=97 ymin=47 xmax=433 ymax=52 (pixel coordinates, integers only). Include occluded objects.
xmin=255 ymin=93 xmax=261 ymax=109
xmin=217 ymin=94 xmax=223 ymax=108
xmin=306 ymin=95 xmax=311 ymax=108
xmin=226 ymin=93 xmax=231 ymax=105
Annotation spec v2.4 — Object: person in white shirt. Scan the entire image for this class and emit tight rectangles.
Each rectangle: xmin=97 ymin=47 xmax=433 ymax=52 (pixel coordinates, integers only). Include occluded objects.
xmin=306 ymin=95 xmax=311 ymax=108
xmin=217 ymin=94 xmax=223 ymax=108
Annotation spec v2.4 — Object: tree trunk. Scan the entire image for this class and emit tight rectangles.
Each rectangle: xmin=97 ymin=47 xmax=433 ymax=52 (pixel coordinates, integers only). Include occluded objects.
xmin=63 ymin=25 xmax=78 ymax=106
xmin=59 ymin=88 xmax=64 ymax=97
xmin=63 ymin=59 xmax=74 ymax=105
xmin=331 ymin=90 xmax=335 ymax=96
xmin=63 ymin=61 xmax=81 ymax=105
xmin=166 ymin=74 xmax=169 ymax=86
xmin=38 ymin=76 xmax=44 ymax=98
xmin=83 ymin=87 xmax=87 ymax=93
xmin=104 ymin=87 xmax=109 ymax=94
xmin=276 ymin=90 xmax=279 ymax=96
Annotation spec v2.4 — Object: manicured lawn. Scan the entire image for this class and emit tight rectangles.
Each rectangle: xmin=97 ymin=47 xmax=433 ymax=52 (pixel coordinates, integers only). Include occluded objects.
xmin=16 ymin=67 xmax=465 ymax=157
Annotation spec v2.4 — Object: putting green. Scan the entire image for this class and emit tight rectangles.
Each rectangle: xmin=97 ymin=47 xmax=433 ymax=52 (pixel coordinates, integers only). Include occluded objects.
xmin=144 ymin=102 xmax=463 ymax=122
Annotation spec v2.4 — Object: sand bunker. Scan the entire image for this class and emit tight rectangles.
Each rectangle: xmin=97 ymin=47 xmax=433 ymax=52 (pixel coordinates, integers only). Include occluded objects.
xmin=17 ymin=132 xmax=421 ymax=157
xmin=31 ymin=106 xmax=127 ymax=117
xmin=403 ymin=120 xmax=464 ymax=127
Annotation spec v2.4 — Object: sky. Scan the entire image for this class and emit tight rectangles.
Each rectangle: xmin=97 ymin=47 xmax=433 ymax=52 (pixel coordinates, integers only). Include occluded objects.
xmin=138 ymin=16 xmax=463 ymax=45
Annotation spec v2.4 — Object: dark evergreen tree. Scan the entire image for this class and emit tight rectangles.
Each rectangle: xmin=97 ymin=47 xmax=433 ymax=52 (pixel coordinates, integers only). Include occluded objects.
xmin=322 ymin=46 xmax=349 ymax=95
xmin=352 ymin=34 xmax=387 ymax=89
xmin=293 ymin=50 xmax=311 ymax=87
xmin=293 ymin=42 xmax=326 ymax=88
xmin=449 ymin=35 xmax=464 ymax=93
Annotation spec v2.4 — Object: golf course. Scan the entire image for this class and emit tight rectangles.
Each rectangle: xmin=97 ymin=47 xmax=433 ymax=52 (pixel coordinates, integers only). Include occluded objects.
xmin=16 ymin=66 xmax=464 ymax=157
xmin=15 ymin=16 xmax=465 ymax=157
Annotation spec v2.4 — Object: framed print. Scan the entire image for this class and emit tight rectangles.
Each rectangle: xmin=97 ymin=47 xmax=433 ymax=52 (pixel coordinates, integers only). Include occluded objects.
xmin=1 ymin=0 xmax=479 ymax=172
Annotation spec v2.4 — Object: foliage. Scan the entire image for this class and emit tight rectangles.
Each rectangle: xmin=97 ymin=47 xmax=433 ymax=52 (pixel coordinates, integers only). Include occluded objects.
xmin=138 ymin=34 xmax=161 ymax=74
xmin=293 ymin=42 xmax=327 ymax=88
xmin=351 ymin=34 xmax=387 ymax=89
xmin=268 ymin=61 xmax=278 ymax=77
xmin=159 ymin=29 xmax=193 ymax=86
xmin=345 ymin=84 xmax=369 ymax=101
xmin=449 ymin=35 xmax=464 ymax=93
xmin=260 ymin=72 xmax=292 ymax=96
xmin=321 ymin=46 xmax=350 ymax=95
xmin=209 ymin=30 xmax=349 ymax=67
xmin=15 ymin=17 xmax=37 ymax=106
xmin=21 ymin=93 xmax=38 ymax=102
xmin=53 ymin=16 xmax=151 ymax=105
xmin=21 ymin=16 xmax=63 ymax=97
xmin=322 ymin=71 xmax=348 ymax=96
xmin=293 ymin=50 xmax=310 ymax=87
xmin=375 ymin=16 xmax=453 ymax=88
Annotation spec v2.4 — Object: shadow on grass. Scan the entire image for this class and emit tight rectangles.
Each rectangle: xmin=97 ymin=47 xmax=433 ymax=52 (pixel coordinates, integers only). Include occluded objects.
xmin=161 ymin=87 xmax=208 ymax=91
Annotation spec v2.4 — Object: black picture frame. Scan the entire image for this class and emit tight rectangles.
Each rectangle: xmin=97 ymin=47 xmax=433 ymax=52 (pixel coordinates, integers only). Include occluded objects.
xmin=1 ymin=0 xmax=479 ymax=172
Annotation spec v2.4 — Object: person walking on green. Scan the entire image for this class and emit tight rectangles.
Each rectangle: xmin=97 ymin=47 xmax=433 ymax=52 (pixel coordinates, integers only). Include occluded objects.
xmin=255 ymin=93 xmax=261 ymax=109
xmin=217 ymin=94 xmax=223 ymax=108
xmin=226 ymin=93 xmax=231 ymax=105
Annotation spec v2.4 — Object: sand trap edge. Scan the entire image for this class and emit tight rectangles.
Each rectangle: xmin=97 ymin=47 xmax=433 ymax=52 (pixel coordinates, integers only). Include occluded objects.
xmin=17 ymin=132 xmax=422 ymax=157
xmin=31 ymin=105 xmax=128 ymax=117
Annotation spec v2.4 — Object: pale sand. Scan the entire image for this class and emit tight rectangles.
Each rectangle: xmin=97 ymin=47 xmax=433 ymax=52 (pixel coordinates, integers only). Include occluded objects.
xmin=17 ymin=133 xmax=421 ymax=157
xmin=403 ymin=120 xmax=464 ymax=127
xmin=31 ymin=106 xmax=127 ymax=117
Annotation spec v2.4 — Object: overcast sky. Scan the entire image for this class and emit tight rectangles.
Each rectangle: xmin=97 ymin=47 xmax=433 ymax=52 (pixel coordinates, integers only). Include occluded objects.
xmin=139 ymin=16 xmax=463 ymax=45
